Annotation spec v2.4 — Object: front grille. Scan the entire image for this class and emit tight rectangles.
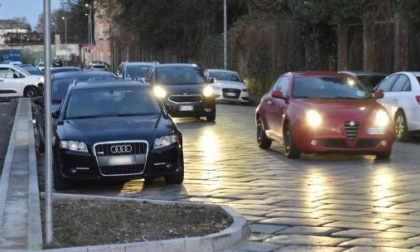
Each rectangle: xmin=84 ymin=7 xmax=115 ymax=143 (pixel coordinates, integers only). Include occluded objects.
xmin=355 ymin=139 xmax=380 ymax=148
xmin=321 ymin=139 xmax=347 ymax=148
xmin=94 ymin=141 xmax=148 ymax=176
xmin=169 ymin=95 xmax=202 ymax=103
xmin=344 ymin=121 xmax=359 ymax=142
xmin=222 ymin=88 xmax=240 ymax=99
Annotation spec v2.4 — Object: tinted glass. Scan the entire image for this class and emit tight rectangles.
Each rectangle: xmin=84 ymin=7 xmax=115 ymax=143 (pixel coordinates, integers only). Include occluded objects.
xmin=51 ymin=74 xmax=117 ymax=102
xmin=65 ymin=87 xmax=161 ymax=118
xmin=208 ymin=71 xmax=241 ymax=82
xmin=391 ymin=75 xmax=409 ymax=92
xmin=125 ymin=65 xmax=151 ymax=79
xmin=376 ymin=75 xmax=398 ymax=92
xmin=358 ymin=75 xmax=386 ymax=91
xmin=292 ymin=76 xmax=370 ymax=99
xmin=156 ymin=67 xmax=206 ymax=84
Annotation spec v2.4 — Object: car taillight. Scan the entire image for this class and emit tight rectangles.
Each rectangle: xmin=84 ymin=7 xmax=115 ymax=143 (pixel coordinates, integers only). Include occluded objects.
xmin=416 ymin=96 xmax=420 ymax=104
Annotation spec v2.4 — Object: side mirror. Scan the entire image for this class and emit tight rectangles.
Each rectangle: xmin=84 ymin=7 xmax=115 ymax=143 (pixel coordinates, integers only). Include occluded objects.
xmin=271 ymin=90 xmax=284 ymax=99
xmin=373 ymin=89 xmax=384 ymax=99
xmin=34 ymin=96 xmax=44 ymax=107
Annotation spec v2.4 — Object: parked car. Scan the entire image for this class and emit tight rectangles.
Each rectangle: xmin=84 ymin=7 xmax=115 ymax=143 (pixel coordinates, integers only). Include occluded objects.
xmin=145 ymin=63 xmax=216 ymax=121
xmin=373 ymin=71 xmax=420 ymax=141
xmin=52 ymin=58 xmax=63 ymax=67
xmin=0 ymin=63 xmax=44 ymax=98
xmin=339 ymin=70 xmax=387 ymax=92
xmin=37 ymin=62 xmax=45 ymax=72
xmin=34 ymin=71 xmax=118 ymax=154
xmin=203 ymin=68 xmax=249 ymax=104
xmin=17 ymin=64 xmax=43 ymax=76
xmin=46 ymin=80 xmax=184 ymax=190
xmin=117 ymin=61 xmax=157 ymax=81
xmin=255 ymin=71 xmax=394 ymax=159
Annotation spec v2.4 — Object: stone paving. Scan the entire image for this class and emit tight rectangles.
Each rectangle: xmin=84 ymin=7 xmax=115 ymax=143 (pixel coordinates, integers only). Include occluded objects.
xmin=40 ymin=103 xmax=420 ymax=251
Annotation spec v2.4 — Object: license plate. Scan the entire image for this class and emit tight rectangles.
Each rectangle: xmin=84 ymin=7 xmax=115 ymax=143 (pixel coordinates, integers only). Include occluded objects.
xmin=179 ymin=105 xmax=194 ymax=111
xmin=108 ymin=155 xmax=137 ymax=166
xmin=226 ymin=92 xmax=236 ymax=97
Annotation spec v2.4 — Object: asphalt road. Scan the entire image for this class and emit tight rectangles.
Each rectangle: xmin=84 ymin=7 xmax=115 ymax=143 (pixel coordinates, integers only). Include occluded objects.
xmin=35 ymin=102 xmax=420 ymax=251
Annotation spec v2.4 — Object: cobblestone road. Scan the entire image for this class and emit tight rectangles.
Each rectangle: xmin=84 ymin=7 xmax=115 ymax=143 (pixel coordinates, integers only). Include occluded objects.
xmin=46 ymin=103 xmax=420 ymax=251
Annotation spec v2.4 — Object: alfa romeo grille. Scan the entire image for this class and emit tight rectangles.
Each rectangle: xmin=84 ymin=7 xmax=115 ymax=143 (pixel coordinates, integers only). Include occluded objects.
xmin=344 ymin=121 xmax=359 ymax=142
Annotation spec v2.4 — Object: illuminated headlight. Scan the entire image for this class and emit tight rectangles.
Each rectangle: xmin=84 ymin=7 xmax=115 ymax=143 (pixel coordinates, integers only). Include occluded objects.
xmin=60 ymin=141 xmax=88 ymax=152
xmin=306 ymin=110 xmax=322 ymax=127
xmin=154 ymin=135 xmax=178 ymax=149
xmin=203 ymin=85 xmax=213 ymax=97
xmin=153 ymin=86 xmax=167 ymax=98
xmin=374 ymin=109 xmax=389 ymax=127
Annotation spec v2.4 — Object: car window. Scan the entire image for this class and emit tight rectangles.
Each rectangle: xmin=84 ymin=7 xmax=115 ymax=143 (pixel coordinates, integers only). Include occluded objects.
xmin=375 ymin=75 xmax=398 ymax=92
xmin=0 ymin=68 xmax=20 ymax=78
xmin=125 ymin=65 xmax=151 ymax=79
xmin=292 ymin=76 xmax=370 ymax=99
xmin=271 ymin=77 xmax=289 ymax=94
xmin=208 ymin=71 xmax=241 ymax=82
xmin=391 ymin=75 xmax=410 ymax=92
xmin=156 ymin=67 xmax=205 ymax=84
xmin=65 ymin=87 xmax=161 ymax=118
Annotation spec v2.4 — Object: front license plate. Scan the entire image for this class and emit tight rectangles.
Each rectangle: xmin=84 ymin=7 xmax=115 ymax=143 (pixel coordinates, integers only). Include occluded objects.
xmin=108 ymin=155 xmax=137 ymax=166
xmin=226 ymin=92 xmax=236 ymax=97
xmin=179 ymin=105 xmax=194 ymax=111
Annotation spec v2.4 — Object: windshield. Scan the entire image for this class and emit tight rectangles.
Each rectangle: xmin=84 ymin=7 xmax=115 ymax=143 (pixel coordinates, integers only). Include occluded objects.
xmin=209 ymin=71 xmax=241 ymax=82
xmin=156 ymin=67 xmax=206 ymax=85
xmin=125 ymin=65 xmax=151 ymax=79
xmin=292 ymin=76 xmax=371 ymax=99
xmin=65 ymin=87 xmax=161 ymax=119
xmin=51 ymin=75 xmax=116 ymax=102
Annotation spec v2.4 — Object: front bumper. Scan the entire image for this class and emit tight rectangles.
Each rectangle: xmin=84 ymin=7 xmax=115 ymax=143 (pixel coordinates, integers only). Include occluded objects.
xmin=162 ymin=95 xmax=215 ymax=117
xmin=213 ymin=88 xmax=249 ymax=103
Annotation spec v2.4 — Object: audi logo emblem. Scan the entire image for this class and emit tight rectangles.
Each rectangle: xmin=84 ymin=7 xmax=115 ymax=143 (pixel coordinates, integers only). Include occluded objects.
xmin=110 ymin=145 xmax=133 ymax=154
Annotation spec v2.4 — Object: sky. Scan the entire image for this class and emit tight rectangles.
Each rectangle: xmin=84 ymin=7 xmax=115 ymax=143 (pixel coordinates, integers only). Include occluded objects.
xmin=0 ymin=0 xmax=62 ymax=29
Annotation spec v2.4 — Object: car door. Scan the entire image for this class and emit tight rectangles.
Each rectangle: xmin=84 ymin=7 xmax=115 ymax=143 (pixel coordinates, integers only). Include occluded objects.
xmin=0 ymin=67 xmax=25 ymax=97
xmin=265 ymin=76 xmax=289 ymax=140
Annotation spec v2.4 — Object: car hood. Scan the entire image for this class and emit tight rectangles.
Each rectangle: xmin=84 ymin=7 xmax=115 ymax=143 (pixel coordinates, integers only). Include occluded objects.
xmin=212 ymin=80 xmax=246 ymax=89
xmin=160 ymin=83 xmax=207 ymax=95
xmin=58 ymin=114 xmax=175 ymax=144
xmin=295 ymin=98 xmax=385 ymax=119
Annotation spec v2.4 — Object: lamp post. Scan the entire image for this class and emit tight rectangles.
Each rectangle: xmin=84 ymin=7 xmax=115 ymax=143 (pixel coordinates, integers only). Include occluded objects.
xmin=85 ymin=3 xmax=93 ymax=47
xmin=62 ymin=16 xmax=67 ymax=65
xmin=223 ymin=0 xmax=227 ymax=69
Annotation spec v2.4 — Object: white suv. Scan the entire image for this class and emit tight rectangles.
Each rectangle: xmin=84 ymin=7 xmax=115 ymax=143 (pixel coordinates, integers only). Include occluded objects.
xmin=0 ymin=64 xmax=44 ymax=98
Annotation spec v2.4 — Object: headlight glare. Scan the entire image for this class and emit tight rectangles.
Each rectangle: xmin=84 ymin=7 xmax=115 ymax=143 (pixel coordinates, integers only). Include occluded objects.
xmin=203 ymin=85 xmax=213 ymax=97
xmin=306 ymin=110 xmax=322 ymax=127
xmin=154 ymin=135 xmax=178 ymax=149
xmin=60 ymin=141 xmax=88 ymax=152
xmin=375 ymin=109 xmax=389 ymax=127
xmin=153 ymin=86 xmax=167 ymax=98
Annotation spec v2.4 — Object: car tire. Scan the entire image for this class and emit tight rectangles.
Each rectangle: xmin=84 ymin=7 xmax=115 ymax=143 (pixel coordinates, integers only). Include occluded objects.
xmin=394 ymin=111 xmax=410 ymax=141
xmin=283 ymin=122 xmax=301 ymax=159
xmin=53 ymin=163 xmax=71 ymax=190
xmin=206 ymin=111 xmax=216 ymax=122
xmin=375 ymin=151 xmax=391 ymax=159
xmin=257 ymin=119 xmax=272 ymax=149
xmin=24 ymin=87 xmax=38 ymax=98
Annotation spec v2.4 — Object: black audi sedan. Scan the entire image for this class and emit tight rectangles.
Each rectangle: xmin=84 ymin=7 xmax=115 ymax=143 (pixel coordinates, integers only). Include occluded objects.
xmin=34 ymin=71 xmax=118 ymax=154
xmin=145 ymin=63 xmax=216 ymax=121
xmin=49 ymin=80 xmax=184 ymax=190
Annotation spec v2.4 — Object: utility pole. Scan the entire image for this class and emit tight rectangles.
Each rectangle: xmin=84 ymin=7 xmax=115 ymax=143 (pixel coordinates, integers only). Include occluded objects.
xmin=223 ymin=0 xmax=227 ymax=69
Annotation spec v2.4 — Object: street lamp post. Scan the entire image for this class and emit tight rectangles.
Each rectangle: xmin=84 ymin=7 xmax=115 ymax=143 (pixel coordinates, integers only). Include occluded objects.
xmin=62 ymin=16 xmax=67 ymax=65
xmin=223 ymin=0 xmax=227 ymax=69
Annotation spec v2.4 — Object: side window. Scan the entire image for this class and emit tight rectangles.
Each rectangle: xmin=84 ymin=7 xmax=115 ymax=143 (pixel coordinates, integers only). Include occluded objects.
xmin=0 ymin=68 xmax=9 ymax=78
xmin=391 ymin=75 xmax=409 ymax=92
xmin=376 ymin=75 xmax=398 ymax=92
xmin=145 ymin=67 xmax=154 ymax=84
xmin=279 ymin=77 xmax=289 ymax=96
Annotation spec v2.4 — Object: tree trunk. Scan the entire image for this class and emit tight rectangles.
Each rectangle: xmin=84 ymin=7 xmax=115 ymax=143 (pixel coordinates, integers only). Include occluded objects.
xmin=394 ymin=13 xmax=408 ymax=71
xmin=363 ymin=17 xmax=375 ymax=71
xmin=337 ymin=23 xmax=348 ymax=70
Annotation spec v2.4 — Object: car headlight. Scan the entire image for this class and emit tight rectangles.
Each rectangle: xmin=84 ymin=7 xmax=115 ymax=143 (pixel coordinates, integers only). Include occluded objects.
xmin=374 ymin=109 xmax=389 ymax=127
xmin=153 ymin=86 xmax=167 ymax=98
xmin=306 ymin=110 xmax=322 ymax=127
xmin=203 ymin=85 xmax=213 ymax=97
xmin=60 ymin=141 xmax=88 ymax=152
xmin=154 ymin=135 xmax=178 ymax=149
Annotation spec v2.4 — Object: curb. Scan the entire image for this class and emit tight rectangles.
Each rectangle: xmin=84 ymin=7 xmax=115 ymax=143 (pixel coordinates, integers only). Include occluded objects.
xmin=40 ymin=193 xmax=250 ymax=252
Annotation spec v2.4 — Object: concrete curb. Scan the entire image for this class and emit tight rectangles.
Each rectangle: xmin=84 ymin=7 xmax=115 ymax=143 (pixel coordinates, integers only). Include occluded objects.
xmin=40 ymin=193 xmax=250 ymax=252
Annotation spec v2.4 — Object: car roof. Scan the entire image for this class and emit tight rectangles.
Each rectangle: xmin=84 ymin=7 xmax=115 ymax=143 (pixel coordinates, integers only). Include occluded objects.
xmin=205 ymin=68 xmax=238 ymax=74
xmin=339 ymin=70 xmax=388 ymax=76
xmin=391 ymin=71 xmax=420 ymax=77
xmin=52 ymin=71 xmax=115 ymax=79
xmin=71 ymin=80 xmax=149 ymax=91
xmin=155 ymin=63 xmax=198 ymax=68
xmin=291 ymin=71 xmax=353 ymax=78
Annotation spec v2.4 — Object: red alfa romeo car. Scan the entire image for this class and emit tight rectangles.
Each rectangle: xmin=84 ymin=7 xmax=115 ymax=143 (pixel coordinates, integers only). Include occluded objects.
xmin=255 ymin=71 xmax=394 ymax=159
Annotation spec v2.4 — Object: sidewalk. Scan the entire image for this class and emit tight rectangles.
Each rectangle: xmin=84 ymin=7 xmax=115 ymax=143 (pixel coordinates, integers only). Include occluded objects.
xmin=0 ymin=98 xmax=43 ymax=250
xmin=0 ymin=98 xmax=249 ymax=252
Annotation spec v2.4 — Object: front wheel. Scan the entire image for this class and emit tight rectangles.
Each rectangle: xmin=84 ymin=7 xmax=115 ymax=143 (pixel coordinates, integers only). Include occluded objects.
xmin=165 ymin=171 xmax=184 ymax=184
xmin=53 ymin=163 xmax=71 ymax=191
xmin=283 ymin=122 xmax=301 ymax=159
xmin=24 ymin=87 xmax=38 ymax=98
xmin=257 ymin=119 xmax=272 ymax=149
xmin=206 ymin=111 xmax=216 ymax=122
xmin=394 ymin=111 xmax=410 ymax=141
xmin=375 ymin=151 xmax=391 ymax=159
